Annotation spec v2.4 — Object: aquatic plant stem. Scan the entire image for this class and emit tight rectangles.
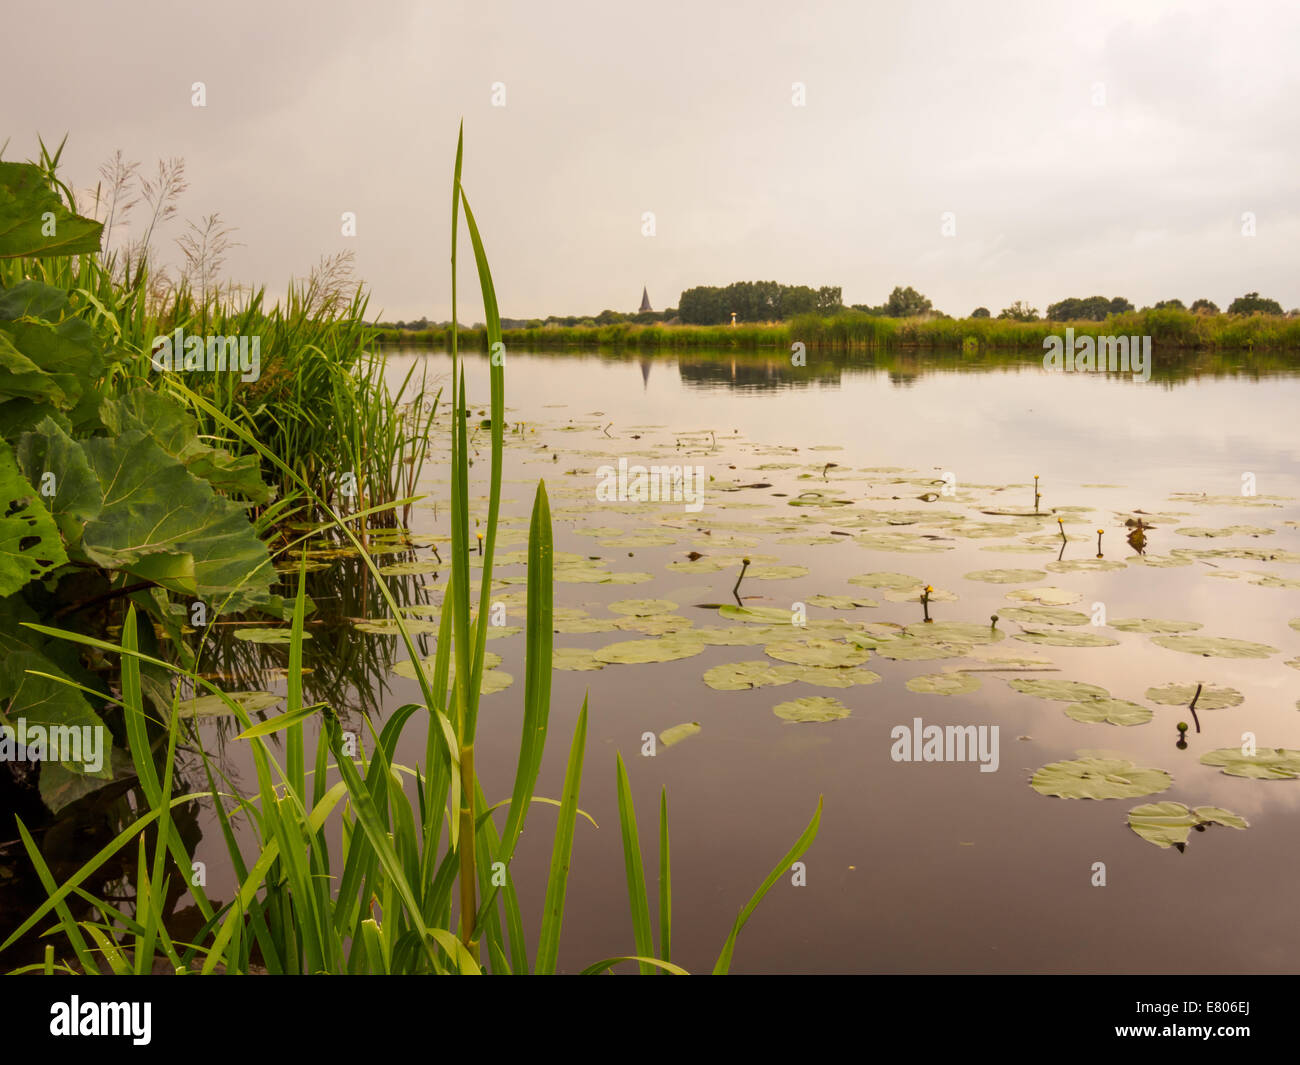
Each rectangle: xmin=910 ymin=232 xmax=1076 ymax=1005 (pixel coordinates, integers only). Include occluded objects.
xmin=458 ymin=742 xmax=478 ymax=956
xmin=1188 ymin=683 xmax=1203 ymax=733
xmin=732 ymin=558 xmax=750 ymax=605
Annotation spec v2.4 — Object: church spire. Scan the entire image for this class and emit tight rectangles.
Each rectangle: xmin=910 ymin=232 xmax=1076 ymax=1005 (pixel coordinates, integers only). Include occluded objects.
xmin=639 ymin=285 xmax=652 ymax=313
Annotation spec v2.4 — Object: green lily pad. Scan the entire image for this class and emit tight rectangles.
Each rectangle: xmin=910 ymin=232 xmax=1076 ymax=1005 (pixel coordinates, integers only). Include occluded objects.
xmin=1030 ymin=756 xmax=1172 ymax=800
xmin=353 ymin=618 xmax=441 ymax=636
xmin=659 ymin=722 xmax=701 ymax=747
xmin=232 ymin=627 xmax=311 ymax=645
xmin=608 ymin=598 xmax=679 ymax=616
xmin=552 ymin=616 xmax=621 ymax=634
xmin=772 ymin=695 xmax=851 ymax=723
xmin=1127 ymin=802 xmax=1248 ymax=849
xmin=1144 ymin=683 xmax=1243 ymax=709
xmin=963 ymin=568 xmax=1046 ymax=584
xmin=745 ymin=564 xmax=810 ymax=580
xmin=806 ymin=594 xmax=877 ymax=609
xmin=717 ymin=604 xmax=799 ymax=624
xmin=378 ymin=560 xmax=442 ymax=576
xmin=873 ymin=640 xmax=966 ymax=661
xmin=177 ymin=691 xmax=282 ymax=719
xmin=855 ymin=532 xmax=953 ymax=552
xmin=1064 ymin=699 xmax=1153 ymax=726
xmin=1200 ymin=747 xmax=1300 ymax=780
xmin=1013 ymin=630 xmax=1119 ymax=648
xmin=1149 ymin=635 xmax=1277 ymax=658
xmin=1174 ymin=525 xmax=1274 ymax=537
xmin=592 ymin=635 xmax=705 ymax=665
xmin=1107 ymin=618 xmax=1202 ymax=634
xmin=998 ymin=605 xmax=1090 ymax=626
xmin=905 ymin=673 xmax=981 ymax=696
xmin=848 ymin=571 xmax=921 ymax=590
xmin=882 ymin=585 xmax=959 ymax=603
xmin=783 ymin=666 xmax=882 ymax=688
xmin=552 ymin=647 xmax=606 ymax=671
xmin=903 ymin=621 xmax=1005 ymax=645
xmin=1045 ymin=559 xmax=1126 ymax=573
xmin=1006 ymin=586 xmax=1080 ymax=606
xmin=765 ymin=638 xmax=871 ymax=668
xmin=1009 ymin=678 xmax=1110 ymax=701
xmin=703 ymin=660 xmax=798 ymax=691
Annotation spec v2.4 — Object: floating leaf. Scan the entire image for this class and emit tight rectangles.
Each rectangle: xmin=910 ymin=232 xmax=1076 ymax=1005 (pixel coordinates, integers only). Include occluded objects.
xmin=764 ymin=638 xmax=871 ymax=668
xmin=999 ymin=605 xmax=1090 ymax=626
xmin=1006 ymin=586 xmax=1080 ymax=606
xmin=1009 ymin=678 xmax=1110 ymax=701
xmin=963 ymin=568 xmax=1046 ymax=584
xmin=552 ymin=647 xmax=605 ymax=671
xmin=1107 ymin=618 xmax=1202 ymax=634
xmin=1200 ymin=747 xmax=1300 ymax=780
xmin=702 ymin=660 xmax=798 ymax=691
xmin=659 ymin=722 xmax=701 ymax=747
xmin=1030 ymin=756 xmax=1172 ymax=800
xmin=1064 ymin=699 xmax=1152 ymax=726
xmin=1045 ymin=558 xmax=1126 ymax=573
xmin=608 ymin=598 xmax=679 ymax=616
xmin=233 ymin=627 xmax=311 ymax=645
xmin=903 ymin=621 xmax=1005 ymax=646
xmin=745 ymin=564 xmax=810 ymax=580
xmin=592 ymin=635 xmax=705 ymax=665
xmin=772 ymin=695 xmax=851 ymax=723
xmin=806 ymin=594 xmax=877 ymax=609
xmin=1144 ymin=683 xmax=1242 ymax=709
xmin=848 ymin=571 xmax=921 ymax=590
xmin=1149 ymin=635 xmax=1277 ymax=659
xmin=177 ymin=691 xmax=282 ymax=719
xmin=905 ymin=673 xmax=981 ymax=696
xmin=1126 ymin=802 xmax=1248 ymax=849
xmin=1014 ymin=630 xmax=1119 ymax=648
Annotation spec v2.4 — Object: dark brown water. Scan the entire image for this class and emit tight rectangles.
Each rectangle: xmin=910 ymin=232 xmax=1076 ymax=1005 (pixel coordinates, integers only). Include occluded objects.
xmin=197 ymin=348 xmax=1300 ymax=973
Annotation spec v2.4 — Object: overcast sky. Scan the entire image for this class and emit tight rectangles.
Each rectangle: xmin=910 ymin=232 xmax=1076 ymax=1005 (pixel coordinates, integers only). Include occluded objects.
xmin=5 ymin=0 xmax=1298 ymax=321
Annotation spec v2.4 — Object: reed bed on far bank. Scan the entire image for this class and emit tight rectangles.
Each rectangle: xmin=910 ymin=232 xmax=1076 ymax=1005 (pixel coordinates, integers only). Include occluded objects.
xmin=380 ymin=308 xmax=1300 ymax=354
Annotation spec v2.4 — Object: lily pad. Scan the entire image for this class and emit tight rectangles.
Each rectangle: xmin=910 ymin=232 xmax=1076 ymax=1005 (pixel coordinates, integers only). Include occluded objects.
xmin=177 ymin=691 xmax=282 ymax=719
xmin=1107 ymin=618 xmax=1202 ymax=634
xmin=1013 ymin=630 xmax=1119 ymax=648
xmin=552 ymin=647 xmax=606 ymax=671
xmin=1009 ymin=678 xmax=1110 ymax=701
xmin=608 ymin=598 xmax=679 ymax=616
xmin=1149 ymin=635 xmax=1277 ymax=659
xmin=745 ymin=564 xmax=810 ymax=580
xmin=703 ymin=660 xmax=798 ymax=691
xmin=659 ymin=722 xmax=701 ymax=748
xmin=1126 ymin=802 xmax=1248 ymax=849
xmin=963 ymin=568 xmax=1046 ymax=584
xmin=1200 ymin=747 xmax=1300 ymax=780
xmin=593 ymin=635 xmax=705 ymax=665
xmin=905 ymin=673 xmax=981 ymax=696
xmin=903 ymin=621 xmax=1005 ymax=646
xmin=1030 ymin=756 xmax=1172 ymax=800
xmin=1006 ymin=586 xmax=1080 ymax=606
xmin=1045 ymin=558 xmax=1126 ymax=573
xmin=1063 ymin=699 xmax=1152 ymax=726
xmin=998 ymin=605 xmax=1090 ymax=626
xmin=765 ymin=638 xmax=871 ymax=668
xmin=806 ymin=594 xmax=877 ymax=609
xmin=772 ymin=695 xmax=851 ymax=723
xmin=232 ymin=627 xmax=311 ymax=645
xmin=1144 ymin=683 xmax=1243 ymax=709
xmin=848 ymin=571 xmax=922 ymax=590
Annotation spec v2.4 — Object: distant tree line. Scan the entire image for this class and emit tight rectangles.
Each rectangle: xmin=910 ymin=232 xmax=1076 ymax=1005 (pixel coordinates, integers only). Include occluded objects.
xmin=678 ymin=281 xmax=843 ymax=324
xmin=375 ymin=289 xmax=1293 ymax=330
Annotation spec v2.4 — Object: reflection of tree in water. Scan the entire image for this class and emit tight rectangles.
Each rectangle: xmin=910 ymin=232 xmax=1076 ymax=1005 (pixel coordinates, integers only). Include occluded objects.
xmin=676 ymin=357 xmax=842 ymax=392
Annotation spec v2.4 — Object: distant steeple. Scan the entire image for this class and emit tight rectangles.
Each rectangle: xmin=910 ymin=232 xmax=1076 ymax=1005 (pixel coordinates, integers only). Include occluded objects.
xmin=639 ymin=285 xmax=652 ymax=313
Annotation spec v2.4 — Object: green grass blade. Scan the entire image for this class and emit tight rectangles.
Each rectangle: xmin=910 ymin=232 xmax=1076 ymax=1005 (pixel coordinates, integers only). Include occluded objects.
xmin=614 ymin=752 xmax=655 ymax=974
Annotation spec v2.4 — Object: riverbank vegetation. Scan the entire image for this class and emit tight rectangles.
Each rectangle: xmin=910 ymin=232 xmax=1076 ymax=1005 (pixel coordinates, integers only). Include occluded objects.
xmin=380 ymin=305 xmax=1300 ymax=353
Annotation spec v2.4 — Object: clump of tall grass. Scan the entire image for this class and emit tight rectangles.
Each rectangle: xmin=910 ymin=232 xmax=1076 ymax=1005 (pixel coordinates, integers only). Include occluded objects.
xmin=1 ymin=128 xmax=820 ymax=975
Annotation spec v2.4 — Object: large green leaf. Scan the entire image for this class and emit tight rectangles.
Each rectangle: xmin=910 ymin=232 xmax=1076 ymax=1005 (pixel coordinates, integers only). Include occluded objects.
xmin=0 ymin=439 xmax=66 ymax=595
xmin=0 ymin=282 xmax=105 ymax=411
xmin=0 ymin=161 xmax=104 ymax=259
xmin=15 ymin=415 xmax=102 ymax=546
xmin=100 ymin=390 xmax=272 ymax=502
xmin=79 ymin=429 xmax=275 ymax=612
